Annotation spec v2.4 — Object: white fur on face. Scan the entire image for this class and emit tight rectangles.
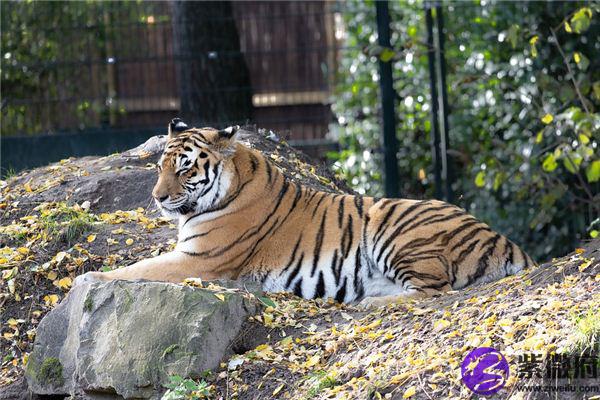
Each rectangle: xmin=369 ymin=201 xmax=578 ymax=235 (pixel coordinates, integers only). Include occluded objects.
xmin=177 ymin=167 xmax=233 ymax=233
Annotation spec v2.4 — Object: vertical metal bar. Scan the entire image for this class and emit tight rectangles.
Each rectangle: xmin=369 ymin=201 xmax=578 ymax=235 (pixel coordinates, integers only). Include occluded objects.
xmin=435 ymin=3 xmax=453 ymax=203
xmin=375 ymin=0 xmax=400 ymax=198
xmin=425 ymin=2 xmax=442 ymax=200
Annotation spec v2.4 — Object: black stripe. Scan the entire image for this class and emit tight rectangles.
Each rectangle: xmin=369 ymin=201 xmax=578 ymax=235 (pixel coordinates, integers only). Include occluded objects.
xmin=393 ymin=204 xmax=456 ymax=235
xmin=314 ymin=271 xmax=325 ymax=299
xmin=265 ymin=160 xmax=273 ymax=185
xmin=394 ymin=254 xmax=446 ymax=270
xmin=353 ymin=248 xmax=363 ymax=298
xmin=198 ymin=162 xmax=221 ymax=196
xmin=342 ymin=214 xmax=354 ymax=259
xmin=196 ymin=161 xmax=210 ymax=184
xmin=420 ymin=280 xmax=450 ymax=290
xmin=289 ymin=183 xmax=303 ymax=210
xmin=195 ymin=133 xmax=210 ymax=144
xmin=216 ymin=181 xmax=293 ymax=260
xmin=330 ymin=250 xmax=339 ymax=281
xmin=516 ymin=245 xmax=528 ymax=268
xmin=440 ymin=219 xmax=480 ymax=245
xmin=285 ymin=252 xmax=305 ymax=288
xmin=467 ymin=234 xmax=501 ymax=284
xmin=455 ymin=239 xmax=481 ymax=265
xmin=419 ymin=210 xmax=466 ymax=227
xmin=378 ymin=199 xmax=393 ymax=208
xmin=337 ymin=197 xmax=345 ymax=228
xmin=286 ymin=235 xmax=303 ymax=267
xmin=387 ymin=230 xmax=448 ymax=265
xmin=179 ymin=228 xmax=217 ymax=243
xmin=311 ymin=209 xmax=327 ymax=276
xmin=450 ymin=261 xmax=459 ymax=287
xmin=293 ymin=278 xmax=303 ymax=298
xmin=373 ymin=203 xmax=399 ymax=245
xmin=450 ymin=226 xmax=491 ymax=252
xmin=383 ymin=244 xmax=398 ymax=273
xmin=353 ymin=196 xmax=364 ymax=217
xmin=249 ymin=153 xmax=258 ymax=173
xmin=373 ymin=201 xmax=429 ymax=248
xmin=399 ymin=208 xmax=462 ymax=235
xmin=376 ymin=209 xmax=450 ymax=264
xmin=335 ymin=278 xmax=347 ymax=303
xmin=311 ymin=193 xmax=328 ymax=219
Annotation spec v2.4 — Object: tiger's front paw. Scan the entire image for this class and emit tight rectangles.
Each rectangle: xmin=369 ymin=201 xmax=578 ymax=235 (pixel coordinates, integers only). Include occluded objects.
xmin=357 ymin=296 xmax=392 ymax=310
xmin=73 ymin=271 xmax=107 ymax=287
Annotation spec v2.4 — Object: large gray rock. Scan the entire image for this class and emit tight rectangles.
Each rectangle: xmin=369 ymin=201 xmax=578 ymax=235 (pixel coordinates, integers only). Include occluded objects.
xmin=26 ymin=280 xmax=264 ymax=399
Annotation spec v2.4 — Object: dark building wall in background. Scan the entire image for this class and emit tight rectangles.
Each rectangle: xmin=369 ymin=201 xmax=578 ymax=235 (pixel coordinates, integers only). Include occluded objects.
xmin=1 ymin=130 xmax=159 ymax=173
xmin=1 ymin=1 xmax=339 ymax=172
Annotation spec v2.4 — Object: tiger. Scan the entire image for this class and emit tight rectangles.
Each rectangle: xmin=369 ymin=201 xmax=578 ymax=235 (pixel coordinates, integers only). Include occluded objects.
xmin=77 ymin=118 xmax=535 ymax=308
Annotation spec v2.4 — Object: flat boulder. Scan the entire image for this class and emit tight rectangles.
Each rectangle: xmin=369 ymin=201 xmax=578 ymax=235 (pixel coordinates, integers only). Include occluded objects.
xmin=26 ymin=280 xmax=263 ymax=399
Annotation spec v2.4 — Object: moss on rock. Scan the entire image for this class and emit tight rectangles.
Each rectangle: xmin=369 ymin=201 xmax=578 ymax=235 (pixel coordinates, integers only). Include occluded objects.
xmin=30 ymin=357 xmax=64 ymax=387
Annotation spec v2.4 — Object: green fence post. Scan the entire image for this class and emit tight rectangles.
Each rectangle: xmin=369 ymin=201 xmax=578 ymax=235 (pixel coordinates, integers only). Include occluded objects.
xmin=375 ymin=0 xmax=400 ymax=198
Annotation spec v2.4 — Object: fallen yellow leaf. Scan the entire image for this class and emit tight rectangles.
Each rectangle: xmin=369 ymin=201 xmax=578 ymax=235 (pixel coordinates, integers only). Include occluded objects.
xmin=403 ymin=386 xmax=416 ymax=398
xmin=303 ymin=354 xmax=320 ymax=368
xmin=43 ymin=294 xmax=60 ymax=306
xmin=579 ymin=259 xmax=592 ymax=272
xmin=255 ymin=344 xmax=270 ymax=352
xmin=389 ymin=372 xmax=410 ymax=384
xmin=272 ymin=384 xmax=285 ymax=396
xmin=54 ymin=251 xmax=68 ymax=265
xmin=214 ymin=293 xmax=225 ymax=301
xmin=433 ymin=319 xmax=451 ymax=330
xmin=125 ymin=238 xmax=134 ymax=246
xmin=56 ymin=277 xmax=73 ymax=290
xmin=87 ymin=234 xmax=97 ymax=243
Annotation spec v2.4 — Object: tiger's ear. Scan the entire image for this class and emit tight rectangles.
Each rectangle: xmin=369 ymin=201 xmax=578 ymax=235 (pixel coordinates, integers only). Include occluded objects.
xmin=217 ymin=125 xmax=240 ymax=140
xmin=168 ymin=118 xmax=189 ymax=139
xmin=215 ymin=125 xmax=241 ymax=156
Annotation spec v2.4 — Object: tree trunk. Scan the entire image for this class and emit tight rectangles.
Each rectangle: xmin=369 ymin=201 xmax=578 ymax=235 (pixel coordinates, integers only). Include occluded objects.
xmin=171 ymin=1 xmax=253 ymax=126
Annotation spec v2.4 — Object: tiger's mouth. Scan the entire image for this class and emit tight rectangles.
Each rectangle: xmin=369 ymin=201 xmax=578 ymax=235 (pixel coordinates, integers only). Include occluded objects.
xmin=157 ymin=201 xmax=196 ymax=217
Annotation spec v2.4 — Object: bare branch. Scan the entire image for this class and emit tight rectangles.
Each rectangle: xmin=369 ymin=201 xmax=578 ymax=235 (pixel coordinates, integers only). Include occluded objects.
xmin=549 ymin=27 xmax=591 ymax=115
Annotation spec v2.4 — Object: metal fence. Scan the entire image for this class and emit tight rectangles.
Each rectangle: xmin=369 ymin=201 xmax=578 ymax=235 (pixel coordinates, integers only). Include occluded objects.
xmin=2 ymin=1 xmax=359 ymax=170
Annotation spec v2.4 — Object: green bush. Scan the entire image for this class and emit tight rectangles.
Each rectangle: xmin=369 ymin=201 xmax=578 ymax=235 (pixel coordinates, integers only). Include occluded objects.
xmin=331 ymin=1 xmax=599 ymax=260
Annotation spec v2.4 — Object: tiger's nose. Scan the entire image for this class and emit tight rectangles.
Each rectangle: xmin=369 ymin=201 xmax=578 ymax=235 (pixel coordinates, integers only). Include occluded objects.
xmin=153 ymin=190 xmax=169 ymax=202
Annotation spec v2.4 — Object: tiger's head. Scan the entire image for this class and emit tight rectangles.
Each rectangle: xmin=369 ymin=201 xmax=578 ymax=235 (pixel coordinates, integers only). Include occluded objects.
xmin=152 ymin=118 xmax=240 ymax=219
